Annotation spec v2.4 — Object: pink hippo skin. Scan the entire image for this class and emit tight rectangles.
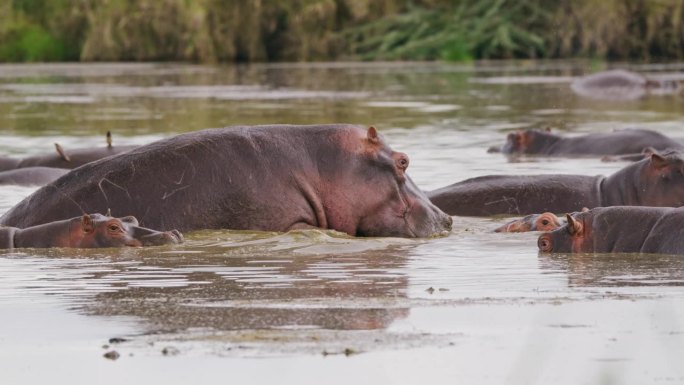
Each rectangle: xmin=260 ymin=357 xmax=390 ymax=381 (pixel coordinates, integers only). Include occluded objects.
xmin=0 ymin=213 xmax=183 ymax=249
xmin=0 ymin=125 xmax=452 ymax=238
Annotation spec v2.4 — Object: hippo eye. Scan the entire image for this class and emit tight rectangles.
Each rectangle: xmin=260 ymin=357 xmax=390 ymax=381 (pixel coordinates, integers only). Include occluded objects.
xmin=396 ymin=156 xmax=409 ymax=171
xmin=108 ymin=224 xmax=121 ymax=232
xmin=541 ymin=219 xmax=549 ymax=226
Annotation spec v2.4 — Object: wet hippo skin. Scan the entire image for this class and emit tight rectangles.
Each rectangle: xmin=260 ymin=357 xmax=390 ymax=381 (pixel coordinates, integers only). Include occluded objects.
xmin=0 ymin=125 xmax=452 ymax=238
xmin=0 ymin=167 xmax=69 ymax=186
xmin=427 ymin=151 xmax=684 ymax=216
xmin=496 ymin=128 xmax=682 ymax=156
xmin=494 ymin=212 xmax=562 ymax=233
xmin=0 ymin=213 xmax=183 ymax=249
xmin=538 ymin=206 xmax=684 ymax=255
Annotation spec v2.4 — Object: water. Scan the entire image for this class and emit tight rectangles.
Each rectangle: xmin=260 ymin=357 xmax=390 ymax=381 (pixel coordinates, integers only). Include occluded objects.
xmin=1 ymin=62 xmax=684 ymax=385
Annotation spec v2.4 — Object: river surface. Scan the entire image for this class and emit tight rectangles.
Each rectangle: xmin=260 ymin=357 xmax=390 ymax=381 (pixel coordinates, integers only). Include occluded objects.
xmin=1 ymin=62 xmax=684 ymax=385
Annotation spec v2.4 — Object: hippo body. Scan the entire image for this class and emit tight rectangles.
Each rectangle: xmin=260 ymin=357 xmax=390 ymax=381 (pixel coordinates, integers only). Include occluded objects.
xmin=15 ymin=145 xmax=138 ymax=169
xmin=571 ymin=69 xmax=680 ymax=100
xmin=0 ymin=213 xmax=183 ymax=249
xmin=0 ymin=167 xmax=69 ymax=186
xmin=0 ymin=156 xmax=20 ymax=172
xmin=538 ymin=207 xmax=684 ymax=255
xmin=0 ymin=125 xmax=452 ymax=237
xmin=428 ymin=174 xmax=601 ymax=216
xmin=428 ymin=151 xmax=684 ymax=216
xmin=499 ymin=128 xmax=682 ymax=157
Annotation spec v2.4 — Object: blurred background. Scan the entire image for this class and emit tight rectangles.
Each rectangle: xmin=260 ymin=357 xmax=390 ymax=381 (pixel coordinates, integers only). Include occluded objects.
xmin=1 ymin=0 xmax=683 ymax=63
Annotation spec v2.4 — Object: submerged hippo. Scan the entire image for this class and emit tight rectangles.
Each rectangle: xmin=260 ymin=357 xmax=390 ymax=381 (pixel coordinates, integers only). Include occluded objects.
xmin=538 ymin=207 xmax=684 ymax=255
xmin=571 ymin=69 xmax=680 ymax=100
xmin=494 ymin=128 xmax=681 ymax=156
xmin=494 ymin=212 xmax=562 ymax=233
xmin=427 ymin=151 xmax=684 ymax=216
xmin=0 ymin=167 xmax=69 ymax=186
xmin=0 ymin=125 xmax=452 ymax=237
xmin=0 ymin=131 xmax=137 ymax=171
xmin=0 ymin=213 xmax=183 ymax=249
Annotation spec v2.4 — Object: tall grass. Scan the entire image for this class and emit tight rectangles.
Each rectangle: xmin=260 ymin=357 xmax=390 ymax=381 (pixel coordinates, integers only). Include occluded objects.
xmin=0 ymin=0 xmax=682 ymax=62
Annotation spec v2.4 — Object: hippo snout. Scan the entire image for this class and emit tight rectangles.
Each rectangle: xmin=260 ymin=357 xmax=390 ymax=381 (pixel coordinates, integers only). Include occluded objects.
xmin=134 ymin=227 xmax=184 ymax=246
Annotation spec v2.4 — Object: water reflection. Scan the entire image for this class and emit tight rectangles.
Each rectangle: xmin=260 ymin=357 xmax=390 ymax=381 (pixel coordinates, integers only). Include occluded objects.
xmin=1 ymin=230 xmax=414 ymax=336
xmin=539 ymin=252 xmax=684 ymax=287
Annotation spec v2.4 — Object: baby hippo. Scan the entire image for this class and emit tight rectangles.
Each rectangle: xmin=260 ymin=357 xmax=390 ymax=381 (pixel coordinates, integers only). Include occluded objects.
xmin=494 ymin=212 xmax=562 ymax=233
xmin=0 ymin=213 xmax=183 ymax=249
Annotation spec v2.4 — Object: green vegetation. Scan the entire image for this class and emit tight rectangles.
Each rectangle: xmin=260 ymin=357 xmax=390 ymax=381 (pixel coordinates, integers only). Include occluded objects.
xmin=0 ymin=0 xmax=682 ymax=62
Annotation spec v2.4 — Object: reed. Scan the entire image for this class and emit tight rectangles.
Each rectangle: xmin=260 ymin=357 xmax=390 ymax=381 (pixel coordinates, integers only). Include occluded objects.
xmin=0 ymin=0 xmax=682 ymax=62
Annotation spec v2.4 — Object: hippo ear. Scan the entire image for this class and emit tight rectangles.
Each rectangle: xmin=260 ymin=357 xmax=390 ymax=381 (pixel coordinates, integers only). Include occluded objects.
xmin=565 ymin=214 xmax=582 ymax=236
xmin=54 ymin=143 xmax=71 ymax=162
xmin=544 ymin=127 xmax=551 ymax=132
xmin=105 ymin=208 xmax=112 ymax=217
xmin=367 ymin=126 xmax=380 ymax=144
xmin=81 ymin=214 xmax=94 ymax=233
xmin=650 ymin=152 xmax=668 ymax=170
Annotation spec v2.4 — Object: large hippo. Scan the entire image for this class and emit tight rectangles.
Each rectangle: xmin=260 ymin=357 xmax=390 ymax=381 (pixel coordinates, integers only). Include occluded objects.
xmin=427 ymin=151 xmax=684 ymax=216
xmin=493 ymin=128 xmax=682 ymax=156
xmin=538 ymin=206 xmax=684 ymax=255
xmin=571 ymin=69 xmax=680 ymax=100
xmin=0 ymin=167 xmax=69 ymax=186
xmin=0 ymin=125 xmax=452 ymax=237
xmin=0 ymin=131 xmax=137 ymax=171
xmin=0 ymin=213 xmax=183 ymax=249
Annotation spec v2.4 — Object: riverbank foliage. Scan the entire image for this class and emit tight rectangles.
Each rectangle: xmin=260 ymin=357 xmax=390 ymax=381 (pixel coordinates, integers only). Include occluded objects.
xmin=1 ymin=0 xmax=683 ymax=62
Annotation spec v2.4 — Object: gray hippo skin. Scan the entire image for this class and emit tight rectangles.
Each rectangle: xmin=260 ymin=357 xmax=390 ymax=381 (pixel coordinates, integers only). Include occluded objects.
xmin=538 ymin=206 xmax=684 ymax=255
xmin=0 ymin=213 xmax=183 ymax=249
xmin=571 ymin=69 xmax=680 ymax=100
xmin=0 ymin=132 xmax=137 ymax=171
xmin=498 ymin=128 xmax=682 ymax=156
xmin=0 ymin=125 xmax=452 ymax=237
xmin=427 ymin=151 xmax=684 ymax=216
xmin=0 ymin=167 xmax=69 ymax=186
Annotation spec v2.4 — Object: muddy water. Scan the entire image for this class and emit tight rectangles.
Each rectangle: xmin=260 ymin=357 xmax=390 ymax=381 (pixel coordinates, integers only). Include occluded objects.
xmin=1 ymin=62 xmax=684 ymax=385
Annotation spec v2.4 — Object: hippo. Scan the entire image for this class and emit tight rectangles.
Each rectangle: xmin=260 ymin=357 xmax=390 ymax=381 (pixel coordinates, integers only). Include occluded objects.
xmin=0 ymin=167 xmax=69 ymax=186
xmin=494 ymin=128 xmax=682 ymax=157
xmin=494 ymin=212 xmax=562 ymax=233
xmin=0 ymin=131 xmax=138 ymax=171
xmin=0 ymin=213 xmax=183 ymax=249
xmin=571 ymin=69 xmax=680 ymax=100
xmin=0 ymin=125 xmax=452 ymax=238
xmin=538 ymin=206 xmax=684 ymax=255
xmin=427 ymin=151 xmax=684 ymax=216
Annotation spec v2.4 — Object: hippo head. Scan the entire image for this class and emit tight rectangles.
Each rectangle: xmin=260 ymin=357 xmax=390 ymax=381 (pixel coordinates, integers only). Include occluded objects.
xmin=494 ymin=212 xmax=562 ymax=233
xmin=637 ymin=151 xmax=684 ymax=207
xmin=502 ymin=128 xmax=558 ymax=154
xmin=71 ymin=213 xmax=184 ymax=248
xmin=328 ymin=126 xmax=452 ymax=238
xmin=538 ymin=212 xmax=592 ymax=253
